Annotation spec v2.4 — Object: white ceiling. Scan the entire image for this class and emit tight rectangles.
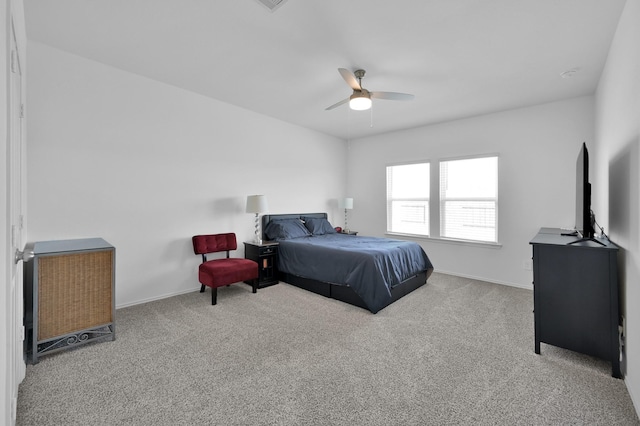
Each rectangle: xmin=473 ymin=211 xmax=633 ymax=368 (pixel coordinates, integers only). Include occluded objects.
xmin=24 ymin=0 xmax=627 ymax=140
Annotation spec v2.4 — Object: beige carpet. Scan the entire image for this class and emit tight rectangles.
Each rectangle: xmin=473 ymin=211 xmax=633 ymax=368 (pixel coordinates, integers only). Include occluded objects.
xmin=17 ymin=273 xmax=639 ymax=425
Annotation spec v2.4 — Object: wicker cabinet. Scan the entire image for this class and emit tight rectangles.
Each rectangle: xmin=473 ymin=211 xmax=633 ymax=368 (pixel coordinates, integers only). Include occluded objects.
xmin=24 ymin=238 xmax=115 ymax=364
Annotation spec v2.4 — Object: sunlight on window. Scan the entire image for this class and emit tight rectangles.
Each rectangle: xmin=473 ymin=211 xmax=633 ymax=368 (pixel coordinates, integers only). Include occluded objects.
xmin=386 ymin=163 xmax=430 ymax=236
xmin=386 ymin=156 xmax=498 ymax=243
xmin=440 ymin=157 xmax=498 ymax=242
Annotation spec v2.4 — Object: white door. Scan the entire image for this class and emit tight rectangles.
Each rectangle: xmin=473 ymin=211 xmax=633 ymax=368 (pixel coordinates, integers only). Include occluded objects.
xmin=7 ymin=15 xmax=27 ymax=423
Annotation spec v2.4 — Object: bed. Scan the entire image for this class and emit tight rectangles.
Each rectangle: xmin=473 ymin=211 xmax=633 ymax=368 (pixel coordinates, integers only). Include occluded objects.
xmin=261 ymin=213 xmax=434 ymax=313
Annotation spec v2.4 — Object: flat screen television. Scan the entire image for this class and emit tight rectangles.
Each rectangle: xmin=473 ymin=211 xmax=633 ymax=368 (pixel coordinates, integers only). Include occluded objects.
xmin=575 ymin=142 xmax=594 ymax=238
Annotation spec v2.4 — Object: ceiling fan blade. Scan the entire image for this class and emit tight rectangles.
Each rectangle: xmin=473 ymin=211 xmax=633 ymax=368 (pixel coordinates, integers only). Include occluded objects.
xmin=338 ymin=68 xmax=361 ymax=91
xmin=325 ymin=97 xmax=350 ymax=110
xmin=370 ymin=91 xmax=415 ymax=101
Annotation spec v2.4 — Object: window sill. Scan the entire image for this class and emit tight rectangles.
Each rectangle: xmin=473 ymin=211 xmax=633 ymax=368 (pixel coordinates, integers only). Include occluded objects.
xmin=385 ymin=232 xmax=502 ymax=249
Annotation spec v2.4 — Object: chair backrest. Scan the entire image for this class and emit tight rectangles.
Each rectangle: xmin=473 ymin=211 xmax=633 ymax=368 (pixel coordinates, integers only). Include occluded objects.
xmin=192 ymin=233 xmax=238 ymax=259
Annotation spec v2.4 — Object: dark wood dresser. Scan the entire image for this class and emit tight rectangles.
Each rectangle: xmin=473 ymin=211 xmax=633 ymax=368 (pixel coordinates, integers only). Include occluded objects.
xmin=530 ymin=228 xmax=620 ymax=378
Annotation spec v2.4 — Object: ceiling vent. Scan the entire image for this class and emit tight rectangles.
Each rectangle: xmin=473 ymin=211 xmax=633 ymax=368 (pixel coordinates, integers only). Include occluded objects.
xmin=255 ymin=0 xmax=288 ymax=12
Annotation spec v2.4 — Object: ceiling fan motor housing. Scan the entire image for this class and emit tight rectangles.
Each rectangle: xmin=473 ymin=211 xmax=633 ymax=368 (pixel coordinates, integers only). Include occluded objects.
xmin=354 ymin=69 xmax=366 ymax=79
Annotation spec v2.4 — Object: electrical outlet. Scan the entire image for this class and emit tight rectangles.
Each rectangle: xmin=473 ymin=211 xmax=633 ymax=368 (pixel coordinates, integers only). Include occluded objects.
xmin=523 ymin=259 xmax=532 ymax=271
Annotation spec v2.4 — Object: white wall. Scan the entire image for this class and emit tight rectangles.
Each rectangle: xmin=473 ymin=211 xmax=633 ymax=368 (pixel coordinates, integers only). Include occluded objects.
xmin=26 ymin=42 xmax=347 ymax=308
xmin=594 ymin=0 xmax=640 ymax=412
xmin=347 ymin=96 xmax=595 ymax=288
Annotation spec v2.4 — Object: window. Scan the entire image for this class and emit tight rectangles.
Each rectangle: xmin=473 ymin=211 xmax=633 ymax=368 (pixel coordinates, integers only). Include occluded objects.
xmin=440 ymin=156 xmax=498 ymax=243
xmin=386 ymin=162 xmax=430 ymax=236
xmin=386 ymin=156 xmax=498 ymax=243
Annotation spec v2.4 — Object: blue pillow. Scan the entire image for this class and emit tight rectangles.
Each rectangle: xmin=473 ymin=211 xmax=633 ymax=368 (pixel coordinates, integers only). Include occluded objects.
xmin=303 ymin=217 xmax=337 ymax=235
xmin=264 ymin=219 xmax=311 ymax=241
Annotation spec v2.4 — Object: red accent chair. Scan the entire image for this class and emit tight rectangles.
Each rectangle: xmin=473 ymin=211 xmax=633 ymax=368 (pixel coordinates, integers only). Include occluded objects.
xmin=192 ymin=233 xmax=259 ymax=305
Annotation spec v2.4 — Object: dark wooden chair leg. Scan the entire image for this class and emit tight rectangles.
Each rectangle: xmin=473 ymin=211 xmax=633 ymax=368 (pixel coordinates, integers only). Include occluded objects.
xmin=252 ymin=278 xmax=257 ymax=294
xmin=200 ymin=284 xmax=205 ymax=293
xmin=211 ymin=287 xmax=217 ymax=305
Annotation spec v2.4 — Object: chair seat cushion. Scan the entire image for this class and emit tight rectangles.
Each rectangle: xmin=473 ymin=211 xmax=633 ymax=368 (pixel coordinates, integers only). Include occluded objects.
xmin=199 ymin=258 xmax=258 ymax=288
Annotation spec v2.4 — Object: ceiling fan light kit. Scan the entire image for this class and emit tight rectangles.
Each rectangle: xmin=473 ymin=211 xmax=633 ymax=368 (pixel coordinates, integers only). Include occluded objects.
xmin=326 ymin=68 xmax=414 ymax=111
xmin=349 ymin=91 xmax=372 ymax=110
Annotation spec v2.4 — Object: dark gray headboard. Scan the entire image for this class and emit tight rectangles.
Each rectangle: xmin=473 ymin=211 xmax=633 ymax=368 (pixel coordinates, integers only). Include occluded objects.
xmin=261 ymin=213 xmax=327 ymax=241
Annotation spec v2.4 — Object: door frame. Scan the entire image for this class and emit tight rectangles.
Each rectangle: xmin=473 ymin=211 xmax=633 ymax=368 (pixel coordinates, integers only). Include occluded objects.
xmin=2 ymin=1 xmax=27 ymax=424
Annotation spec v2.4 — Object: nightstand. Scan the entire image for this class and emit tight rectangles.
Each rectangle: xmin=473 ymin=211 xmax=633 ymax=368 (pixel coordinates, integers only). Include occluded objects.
xmin=243 ymin=241 xmax=279 ymax=288
xmin=340 ymin=230 xmax=358 ymax=236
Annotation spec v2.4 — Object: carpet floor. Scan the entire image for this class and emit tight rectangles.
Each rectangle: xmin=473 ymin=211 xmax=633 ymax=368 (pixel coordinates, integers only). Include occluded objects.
xmin=16 ymin=273 xmax=639 ymax=425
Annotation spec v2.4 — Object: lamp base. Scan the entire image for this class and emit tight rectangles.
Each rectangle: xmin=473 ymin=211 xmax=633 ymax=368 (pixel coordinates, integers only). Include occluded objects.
xmin=254 ymin=213 xmax=262 ymax=245
xmin=344 ymin=208 xmax=349 ymax=233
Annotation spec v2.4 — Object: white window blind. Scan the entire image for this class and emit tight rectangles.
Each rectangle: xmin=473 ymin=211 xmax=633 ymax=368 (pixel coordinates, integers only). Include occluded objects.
xmin=386 ymin=163 xmax=430 ymax=236
xmin=440 ymin=156 xmax=498 ymax=243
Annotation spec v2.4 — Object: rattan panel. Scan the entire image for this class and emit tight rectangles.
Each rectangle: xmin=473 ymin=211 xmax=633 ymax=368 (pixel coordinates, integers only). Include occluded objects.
xmin=37 ymin=250 xmax=113 ymax=340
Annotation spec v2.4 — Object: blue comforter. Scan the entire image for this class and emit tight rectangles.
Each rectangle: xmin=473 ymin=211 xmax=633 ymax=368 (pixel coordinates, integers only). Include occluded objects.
xmin=277 ymin=234 xmax=433 ymax=313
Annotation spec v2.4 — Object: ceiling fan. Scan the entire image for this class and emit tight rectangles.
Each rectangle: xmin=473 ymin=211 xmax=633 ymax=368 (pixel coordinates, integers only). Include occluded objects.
xmin=325 ymin=68 xmax=415 ymax=111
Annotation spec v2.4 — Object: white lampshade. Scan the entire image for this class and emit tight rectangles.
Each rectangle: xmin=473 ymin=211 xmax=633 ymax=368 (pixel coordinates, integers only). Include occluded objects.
xmin=339 ymin=197 xmax=354 ymax=210
xmin=246 ymin=195 xmax=268 ymax=214
xmin=349 ymin=95 xmax=372 ymax=111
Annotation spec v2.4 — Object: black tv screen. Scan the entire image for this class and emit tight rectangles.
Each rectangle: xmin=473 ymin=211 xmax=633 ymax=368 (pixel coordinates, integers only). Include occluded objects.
xmin=575 ymin=142 xmax=593 ymax=238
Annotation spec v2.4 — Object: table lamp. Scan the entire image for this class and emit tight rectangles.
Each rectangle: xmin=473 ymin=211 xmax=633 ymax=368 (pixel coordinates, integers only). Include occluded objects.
xmin=246 ymin=195 xmax=268 ymax=244
xmin=339 ymin=197 xmax=353 ymax=233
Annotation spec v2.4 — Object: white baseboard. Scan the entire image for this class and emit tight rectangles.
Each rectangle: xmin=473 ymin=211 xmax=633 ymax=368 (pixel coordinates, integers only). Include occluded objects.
xmin=116 ymin=287 xmax=199 ymax=310
xmin=433 ymin=270 xmax=533 ymax=291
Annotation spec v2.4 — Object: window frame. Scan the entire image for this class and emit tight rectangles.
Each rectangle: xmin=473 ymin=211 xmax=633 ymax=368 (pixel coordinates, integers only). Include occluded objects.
xmin=385 ymin=154 xmax=500 ymax=246
xmin=386 ymin=161 xmax=431 ymax=237
xmin=439 ymin=154 xmax=499 ymax=244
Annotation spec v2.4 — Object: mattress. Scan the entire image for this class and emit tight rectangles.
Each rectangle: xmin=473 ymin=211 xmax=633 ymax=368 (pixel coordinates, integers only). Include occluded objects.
xmin=277 ymin=233 xmax=433 ymax=313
